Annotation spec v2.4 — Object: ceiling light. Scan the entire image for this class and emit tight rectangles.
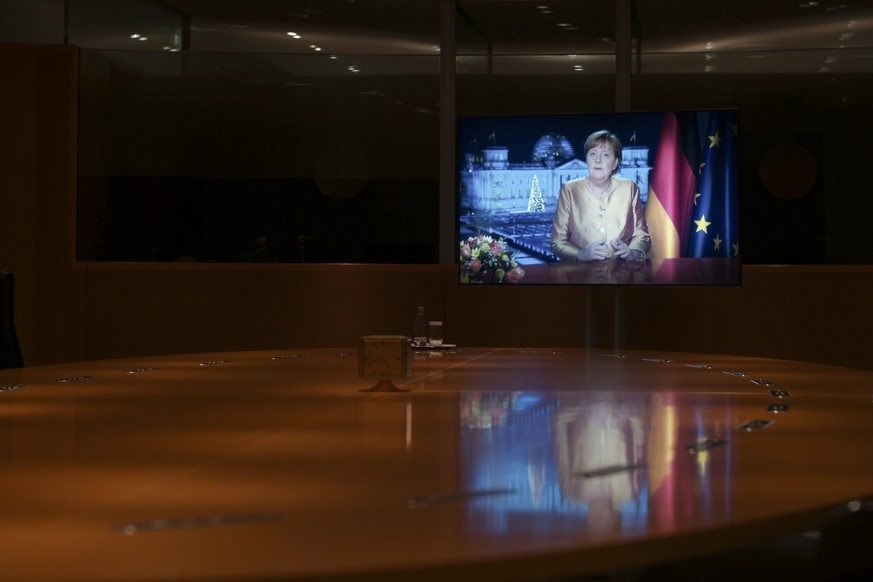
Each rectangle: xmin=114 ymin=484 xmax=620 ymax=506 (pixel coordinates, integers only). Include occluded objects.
xmin=286 ymin=32 xmax=301 ymax=39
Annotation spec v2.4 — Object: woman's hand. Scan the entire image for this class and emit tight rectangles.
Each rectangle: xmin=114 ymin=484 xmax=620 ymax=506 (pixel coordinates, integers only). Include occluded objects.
xmin=577 ymin=239 xmax=609 ymax=261
xmin=611 ymin=239 xmax=644 ymax=261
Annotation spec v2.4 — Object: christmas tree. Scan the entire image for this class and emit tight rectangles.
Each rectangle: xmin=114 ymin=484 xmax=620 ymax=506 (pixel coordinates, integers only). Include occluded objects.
xmin=527 ymin=174 xmax=545 ymax=212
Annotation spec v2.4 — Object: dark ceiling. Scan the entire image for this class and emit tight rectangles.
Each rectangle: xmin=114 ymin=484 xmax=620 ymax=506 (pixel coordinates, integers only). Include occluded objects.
xmin=44 ymin=0 xmax=871 ymax=76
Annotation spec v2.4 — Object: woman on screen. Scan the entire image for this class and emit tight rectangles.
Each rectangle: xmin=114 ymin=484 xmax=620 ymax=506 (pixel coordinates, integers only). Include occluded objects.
xmin=549 ymin=130 xmax=650 ymax=262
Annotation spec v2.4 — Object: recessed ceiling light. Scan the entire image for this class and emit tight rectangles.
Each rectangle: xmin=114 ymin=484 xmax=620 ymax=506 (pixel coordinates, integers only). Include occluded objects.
xmin=286 ymin=32 xmax=301 ymax=39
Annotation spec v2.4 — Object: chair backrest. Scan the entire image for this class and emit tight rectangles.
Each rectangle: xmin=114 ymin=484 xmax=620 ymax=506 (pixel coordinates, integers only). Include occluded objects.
xmin=0 ymin=270 xmax=24 ymax=369
xmin=815 ymin=505 xmax=873 ymax=580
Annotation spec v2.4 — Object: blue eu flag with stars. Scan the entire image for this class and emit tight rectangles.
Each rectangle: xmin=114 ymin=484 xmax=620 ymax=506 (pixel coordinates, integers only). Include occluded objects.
xmin=687 ymin=110 xmax=739 ymax=258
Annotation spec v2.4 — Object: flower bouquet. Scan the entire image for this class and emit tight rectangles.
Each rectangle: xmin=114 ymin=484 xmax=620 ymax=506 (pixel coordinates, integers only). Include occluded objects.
xmin=459 ymin=235 xmax=525 ymax=284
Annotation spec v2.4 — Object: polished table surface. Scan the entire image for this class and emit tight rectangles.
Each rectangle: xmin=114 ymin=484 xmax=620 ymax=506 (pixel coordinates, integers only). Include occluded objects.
xmin=1 ymin=347 xmax=872 ymax=581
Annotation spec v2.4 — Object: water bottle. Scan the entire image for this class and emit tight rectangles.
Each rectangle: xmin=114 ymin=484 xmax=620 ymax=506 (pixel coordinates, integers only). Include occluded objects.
xmin=413 ymin=306 xmax=427 ymax=346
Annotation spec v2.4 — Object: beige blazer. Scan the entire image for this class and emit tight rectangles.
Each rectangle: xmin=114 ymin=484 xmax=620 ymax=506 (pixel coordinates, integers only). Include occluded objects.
xmin=549 ymin=176 xmax=651 ymax=262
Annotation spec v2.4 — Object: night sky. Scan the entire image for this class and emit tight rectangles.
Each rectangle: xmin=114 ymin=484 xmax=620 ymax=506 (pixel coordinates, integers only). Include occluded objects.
xmin=458 ymin=111 xmax=668 ymax=165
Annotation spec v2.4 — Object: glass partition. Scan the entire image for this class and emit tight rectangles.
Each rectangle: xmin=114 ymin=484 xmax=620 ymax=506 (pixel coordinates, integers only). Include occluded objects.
xmin=72 ymin=0 xmax=873 ymax=265
xmin=633 ymin=2 xmax=873 ymax=264
xmin=77 ymin=50 xmax=441 ymax=263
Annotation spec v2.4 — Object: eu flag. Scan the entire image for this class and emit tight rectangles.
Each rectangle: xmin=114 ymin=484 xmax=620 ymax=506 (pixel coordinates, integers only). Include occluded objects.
xmin=687 ymin=111 xmax=739 ymax=258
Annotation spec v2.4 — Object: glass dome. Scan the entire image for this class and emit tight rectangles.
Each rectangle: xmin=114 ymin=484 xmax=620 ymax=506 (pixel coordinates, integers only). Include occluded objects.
xmin=531 ymin=133 xmax=576 ymax=166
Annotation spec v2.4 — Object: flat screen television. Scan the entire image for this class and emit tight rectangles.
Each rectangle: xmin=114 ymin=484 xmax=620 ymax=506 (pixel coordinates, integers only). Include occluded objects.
xmin=457 ymin=109 xmax=740 ymax=286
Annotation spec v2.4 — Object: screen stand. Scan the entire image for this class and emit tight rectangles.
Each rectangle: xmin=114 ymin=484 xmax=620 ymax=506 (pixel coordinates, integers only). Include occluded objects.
xmin=614 ymin=287 xmax=626 ymax=349
xmin=586 ymin=287 xmax=626 ymax=350
xmin=586 ymin=287 xmax=597 ymax=348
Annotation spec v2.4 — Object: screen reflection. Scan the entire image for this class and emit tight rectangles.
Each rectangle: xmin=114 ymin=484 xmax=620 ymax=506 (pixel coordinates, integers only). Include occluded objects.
xmin=459 ymin=390 xmax=730 ymax=536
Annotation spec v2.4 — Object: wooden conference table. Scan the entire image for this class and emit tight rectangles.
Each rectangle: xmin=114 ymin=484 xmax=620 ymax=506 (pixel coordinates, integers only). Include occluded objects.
xmin=1 ymin=347 xmax=872 ymax=581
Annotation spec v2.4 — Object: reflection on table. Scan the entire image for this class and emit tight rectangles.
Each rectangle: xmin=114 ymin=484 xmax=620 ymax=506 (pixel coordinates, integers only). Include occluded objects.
xmin=460 ymin=389 xmax=728 ymax=538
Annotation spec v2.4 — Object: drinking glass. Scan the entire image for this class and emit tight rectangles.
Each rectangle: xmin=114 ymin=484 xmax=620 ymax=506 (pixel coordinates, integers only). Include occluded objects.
xmin=428 ymin=321 xmax=444 ymax=347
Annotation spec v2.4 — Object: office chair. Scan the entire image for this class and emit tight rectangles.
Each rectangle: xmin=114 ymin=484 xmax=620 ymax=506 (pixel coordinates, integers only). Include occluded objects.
xmin=814 ymin=502 xmax=873 ymax=580
xmin=0 ymin=269 xmax=24 ymax=369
